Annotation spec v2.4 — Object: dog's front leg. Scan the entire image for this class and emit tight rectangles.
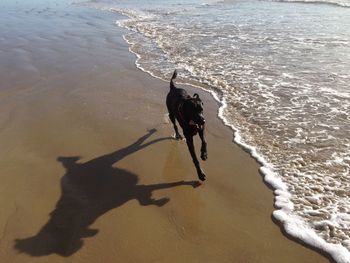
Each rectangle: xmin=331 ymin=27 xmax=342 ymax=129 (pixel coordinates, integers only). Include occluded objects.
xmin=198 ymin=126 xmax=207 ymax=161
xmin=169 ymin=113 xmax=183 ymax=140
xmin=185 ymin=135 xmax=206 ymax=181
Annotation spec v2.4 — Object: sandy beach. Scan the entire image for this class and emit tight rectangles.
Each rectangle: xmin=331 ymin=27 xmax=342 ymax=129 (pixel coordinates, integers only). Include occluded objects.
xmin=0 ymin=1 xmax=331 ymax=262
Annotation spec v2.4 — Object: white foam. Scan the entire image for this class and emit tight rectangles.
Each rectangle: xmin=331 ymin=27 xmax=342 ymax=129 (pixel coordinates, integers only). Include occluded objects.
xmin=216 ymin=84 xmax=350 ymax=263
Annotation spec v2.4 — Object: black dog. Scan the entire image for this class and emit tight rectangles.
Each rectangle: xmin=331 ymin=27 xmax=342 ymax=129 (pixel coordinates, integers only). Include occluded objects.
xmin=166 ymin=70 xmax=207 ymax=181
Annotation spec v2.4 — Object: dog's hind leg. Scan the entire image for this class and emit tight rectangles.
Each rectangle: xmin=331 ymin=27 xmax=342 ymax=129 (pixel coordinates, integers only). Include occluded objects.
xmin=185 ymin=135 xmax=206 ymax=181
xmin=169 ymin=113 xmax=183 ymax=140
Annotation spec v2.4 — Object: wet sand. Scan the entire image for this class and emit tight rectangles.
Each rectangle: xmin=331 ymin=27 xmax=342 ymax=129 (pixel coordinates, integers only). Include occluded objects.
xmin=0 ymin=1 xmax=330 ymax=262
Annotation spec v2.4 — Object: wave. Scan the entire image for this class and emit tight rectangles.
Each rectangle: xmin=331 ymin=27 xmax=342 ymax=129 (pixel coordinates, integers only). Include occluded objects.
xmin=272 ymin=0 xmax=350 ymax=8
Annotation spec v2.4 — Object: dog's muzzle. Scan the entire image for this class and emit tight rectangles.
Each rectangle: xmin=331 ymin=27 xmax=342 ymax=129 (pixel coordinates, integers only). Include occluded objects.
xmin=197 ymin=114 xmax=205 ymax=125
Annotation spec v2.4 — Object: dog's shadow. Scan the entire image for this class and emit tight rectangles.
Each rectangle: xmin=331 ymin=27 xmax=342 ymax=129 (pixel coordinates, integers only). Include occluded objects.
xmin=15 ymin=129 xmax=200 ymax=257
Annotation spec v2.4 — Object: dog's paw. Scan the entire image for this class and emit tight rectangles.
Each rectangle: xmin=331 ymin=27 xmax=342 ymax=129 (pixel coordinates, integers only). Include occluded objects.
xmin=198 ymin=171 xmax=206 ymax=181
xmin=148 ymin=128 xmax=157 ymax=134
xmin=175 ymin=134 xmax=183 ymax=140
xmin=191 ymin=181 xmax=202 ymax=188
xmin=201 ymin=151 xmax=207 ymax=161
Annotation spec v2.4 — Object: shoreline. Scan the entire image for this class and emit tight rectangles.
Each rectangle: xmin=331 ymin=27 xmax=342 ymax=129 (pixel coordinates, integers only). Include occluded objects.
xmin=0 ymin=1 xmax=332 ymax=262
xmin=112 ymin=3 xmax=350 ymax=262
xmin=115 ymin=9 xmax=345 ymax=263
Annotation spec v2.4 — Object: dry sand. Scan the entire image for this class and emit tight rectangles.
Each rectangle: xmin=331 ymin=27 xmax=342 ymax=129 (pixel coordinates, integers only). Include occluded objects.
xmin=0 ymin=1 xmax=331 ymax=262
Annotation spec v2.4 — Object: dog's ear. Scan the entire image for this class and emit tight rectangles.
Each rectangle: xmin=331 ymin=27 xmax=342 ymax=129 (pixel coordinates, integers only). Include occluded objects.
xmin=193 ymin=93 xmax=200 ymax=100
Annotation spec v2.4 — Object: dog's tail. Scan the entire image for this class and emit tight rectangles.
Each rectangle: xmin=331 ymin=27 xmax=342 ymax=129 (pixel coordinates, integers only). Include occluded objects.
xmin=170 ymin=70 xmax=177 ymax=90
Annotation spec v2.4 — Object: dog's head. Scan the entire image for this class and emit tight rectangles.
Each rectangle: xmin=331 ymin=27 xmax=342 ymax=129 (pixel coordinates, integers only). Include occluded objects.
xmin=184 ymin=93 xmax=205 ymax=127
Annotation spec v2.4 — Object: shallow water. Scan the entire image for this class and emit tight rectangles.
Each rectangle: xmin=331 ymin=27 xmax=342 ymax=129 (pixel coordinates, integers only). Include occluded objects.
xmin=69 ymin=0 xmax=350 ymax=261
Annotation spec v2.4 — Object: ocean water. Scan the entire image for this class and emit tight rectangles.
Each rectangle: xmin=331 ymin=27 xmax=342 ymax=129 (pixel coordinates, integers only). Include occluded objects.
xmin=78 ymin=0 xmax=350 ymax=261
